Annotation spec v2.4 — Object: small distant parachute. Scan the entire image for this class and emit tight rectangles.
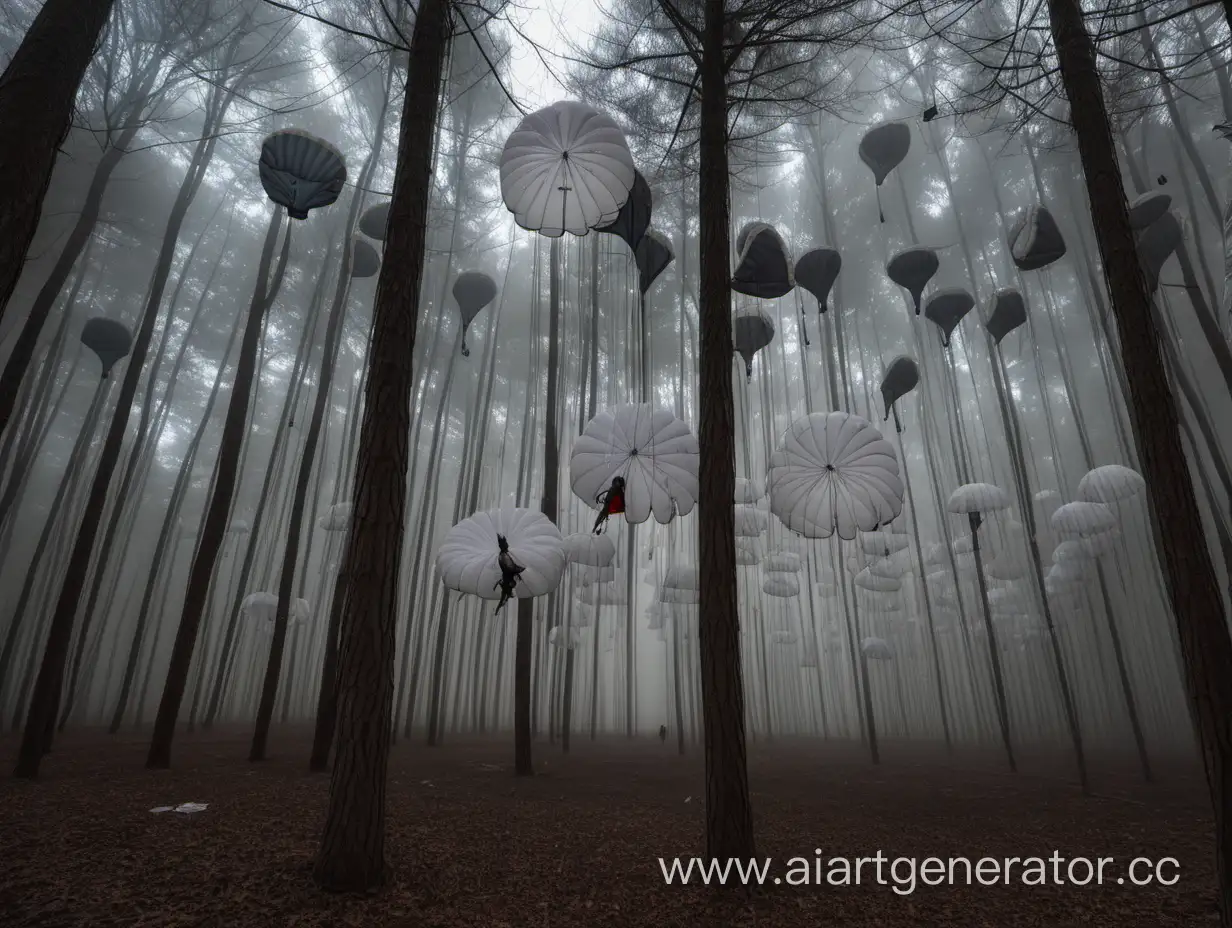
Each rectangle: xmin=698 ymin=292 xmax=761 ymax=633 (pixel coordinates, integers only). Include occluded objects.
xmin=1008 ymin=206 xmax=1066 ymax=271
xmin=436 ymin=507 xmax=565 ymax=601
xmin=734 ymin=504 xmax=768 ymax=537
xmin=570 ymin=404 xmax=700 ymax=525
xmin=861 ymin=637 xmax=894 ymax=660
xmin=879 ymin=355 xmax=919 ymax=422
xmin=886 ymin=247 xmax=939 ymax=315
xmin=351 ymin=238 xmax=380 ymax=278
xmin=947 ymin=483 xmax=1011 ymax=517
xmin=763 ymin=552 xmax=803 ymax=573
xmin=563 ymin=532 xmax=617 ymax=567
xmin=318 ymin=501 xmax=351 ymax=532
xmin=1076 ymin=465 xmax=1145 ymax=505
xmin=453 ymin=271 xmax=499 ymax=357
xmin=359 ymin=201 xmax=390 ymax=241
xmin=259 ymin=129 xmax=346 ymax=220
xmin=763 ymin=574 xmax=800 ymax=597
xmin=731 ymin=222 xmax=794 ymax=299
xmin=733 ymin=307 xmax=775 ymax=382
xmin=595 ymin=169 xmax=652 ymax=251
xmin=734 ymin=477 xmax=765 ymax=503
xmin=794 ymin=248 xmax=841 ymax=313
xmin=859 ymin=122 xmax=911 ymax=222
xmin=81 ymin=317 xmax=132 ymax=378
xmin=498 ymin=100 xmax=635 ymax=237
xmin=985 ymin=288 xmax=1027 ymax=345
xmin=924 ymin=288 xmax=974 ymax=348
xmin=1136 ymin=209 xmax=1183 ymax=292
xmin=635 ymin=229 xmax=674 ymax=295
xmin=1050 ymin=501 xmax=1117 ymax=538
xmin=767 ymin=411 xmax=904 ymax=540
xmin=1128 ymin=190 xmax=1171 ymax=230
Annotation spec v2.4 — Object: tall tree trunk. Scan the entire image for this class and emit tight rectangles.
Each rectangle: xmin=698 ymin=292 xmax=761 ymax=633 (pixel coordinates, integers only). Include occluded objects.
xmin=1048 ymin=1 xmax=1232 ymax=922
xmin=14 ymin=118 xmax=225 ymax=775
xmin=313 ymin=0 xmax=451 ymax=893
xmin=695 ymin=2 xmax=754 ymax=860
xmin=145 ymin=207 xmax=288 ymax=768
xmin=0 ymin=0 xmax=117 ymax=327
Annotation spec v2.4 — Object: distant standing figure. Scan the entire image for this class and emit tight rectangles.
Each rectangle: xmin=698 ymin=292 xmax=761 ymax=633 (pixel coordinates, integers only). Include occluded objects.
xmin=658 ymin=724 xmax=667 ymax=743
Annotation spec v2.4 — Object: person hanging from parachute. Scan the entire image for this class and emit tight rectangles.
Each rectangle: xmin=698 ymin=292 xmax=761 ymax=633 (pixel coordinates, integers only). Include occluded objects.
xmin=494 ymin=534 xmax=526 ymax=613
xmin=592 ymin=475 xmax=627 ymax=535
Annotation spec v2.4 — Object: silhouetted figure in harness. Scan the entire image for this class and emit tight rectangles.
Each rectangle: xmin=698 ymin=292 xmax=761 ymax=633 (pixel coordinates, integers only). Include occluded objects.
xmin=592 ymin=475 xmax=627 ymax=535
xmin=494 ymin=534 xmax=525 ymax=614
xmin=659 ymin=724 xmax=667 ymax=743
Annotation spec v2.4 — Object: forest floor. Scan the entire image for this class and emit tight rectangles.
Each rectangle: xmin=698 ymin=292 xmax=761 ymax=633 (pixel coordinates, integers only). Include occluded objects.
xmin=0 ymin=727 xmax=1216 ymax=927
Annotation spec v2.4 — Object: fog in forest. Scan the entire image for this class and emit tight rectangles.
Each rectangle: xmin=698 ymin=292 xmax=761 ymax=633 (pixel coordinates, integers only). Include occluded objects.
xmin=1 ymin=1 xmax=1231 ymax=925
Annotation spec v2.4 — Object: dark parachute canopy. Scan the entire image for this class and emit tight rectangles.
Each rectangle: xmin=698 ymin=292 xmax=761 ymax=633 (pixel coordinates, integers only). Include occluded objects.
xmin=1136 ymin=209 xmax=1183 ymax=292
xmin=731 ymin=222 xmax=794 ymax=299
xmin=595 ymin=169 xmax=652 ymax=252
xmin=794 ymin=247 xmax=841 ymax=313
xmin=453 ymin=271 xmax=499 ymax=357
xmin=81 ymin=317 xmax=132 ymax=378
xmin=924 ymin=288 xmax=974 ymax=347
xmin=359 ymin=201 xmax=390 ymax=241
xmin=859 ymin=122 xmax=910 ymax=222
xmin=1127 ymin=191 xmax=1171 ymax=231
xmin=733 ymin=307 xmax=775 ymax=382
xmin=879 ymin=355 xmax=919 ymax=422
xmin=858 ymin=122 xmax=910 ymax=185
xmin=985 ymin=288 xmax=1027 ymax=345
xmin=258 ymin=129 xmax=346 ymax=220
xmin=1008 ymin=205 xmax=1066 ymax=271
xmin=886 ymin=247 xmax=938 ymax=315
xmin=351 ymin=238 xmax=380 ymax=278
xmin=635 ymin=229 xmax=673 ymax=295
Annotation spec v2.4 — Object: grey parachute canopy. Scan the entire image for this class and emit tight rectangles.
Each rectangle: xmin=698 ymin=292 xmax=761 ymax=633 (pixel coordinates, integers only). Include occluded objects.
xmin=635 ymin=229 xmax=673 ymax=295
xmin=358 ymin=201 xmax=390 ymax=241
xmin=258 ymin=129 xmax=346 ymax=220
xmin=731 ymin=222 xmax=794 ymax=298
xmin=859 ymin=122 xmax=911 ymax=222
xmin=1136 ymin=209 xmax=1182 ymax=292
xmin=1008 ymin=205 xmax=1066 ymax=271
xmin=879 ymin=355 xmax=919 ymax=422
xmin=81 ymin=317 xmax=132 ymax=378
xmin=733 ymin=307 xmax=775 ymax=382
xmin=985 ymin=288 xmax=1026 ymax=345
xmin=924 ymin=287 xmax=974 ymax=347
xmin=351 ymin=238 xmax=380 ymax=278
xmin=858 ymin=122 xmax=910 ymax=186
xmin=453 ymin=271 xmax=499 ymax=357
xmin=595 ymin=169 xmax=652 ymax=251
xmin=794 ymin=247 xmax=841 ymax=313
xmin=886 ymin=247 xmax=939 ymax=315
xmin=1128 ymin=190 xmax=1171 ymax=230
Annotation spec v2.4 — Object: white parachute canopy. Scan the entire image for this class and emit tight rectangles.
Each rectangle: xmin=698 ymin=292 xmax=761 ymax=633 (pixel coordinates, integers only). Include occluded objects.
xmin=734 ymin=476 xmax=765 ymax=503
xmin=767 ymin=411 xmax=904 ymax=540
xmin=763 ymin=573 xmax=800 ymax=597
xmin=855 ymin=569 xmax=901 ymax=593
xmin=861 ymin=530 xmax=910 ymax=557
xmin=498 ymin=100 xmax=635 ymax=237
xmin=563 ymin=533 xmax=617 ymax=567
xmin=436 ymin=508 xmax=565 ymax=600
xmin=861 ymin=637 xmax=894 ymax=660
xmin=570 ymin=404 xmax=699 ymax=525
xmin=318 ymin=501 xmax=351 ymax=532
xmin=1076 ymin=465 xmax=1145 ymax=505
xmin=1051 ymin=501 xmax=1117 ymax=538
